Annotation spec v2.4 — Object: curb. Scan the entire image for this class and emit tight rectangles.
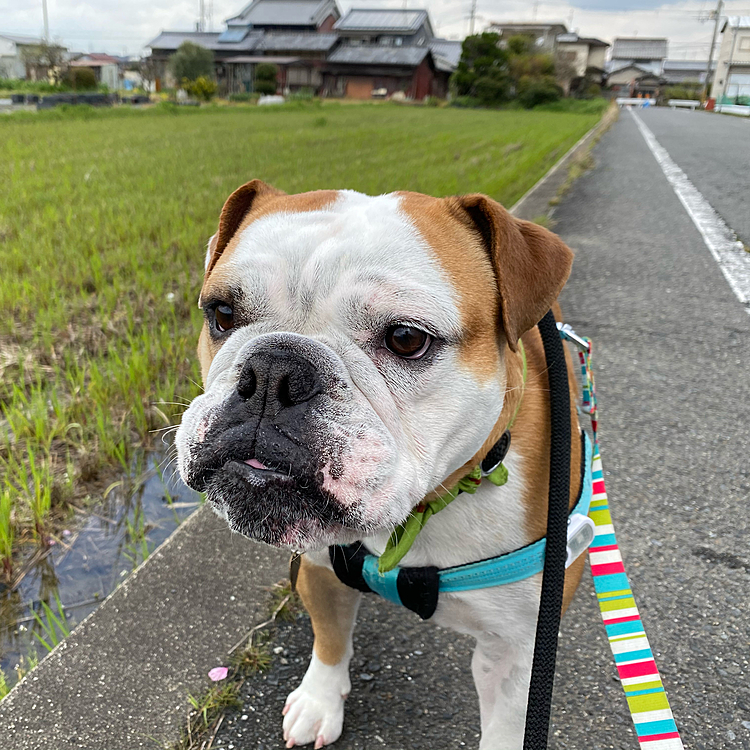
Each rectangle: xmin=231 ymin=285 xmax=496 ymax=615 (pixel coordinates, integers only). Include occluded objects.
xmin=0 ymin=506 xmax=289 ymax=749
xmin=510 ymin=104 xmax=618 ymax=222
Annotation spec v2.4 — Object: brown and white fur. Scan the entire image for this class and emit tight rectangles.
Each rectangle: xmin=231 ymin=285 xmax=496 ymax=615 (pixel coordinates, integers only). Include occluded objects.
xmin=176 ymin=180 xmax=585 ymax=749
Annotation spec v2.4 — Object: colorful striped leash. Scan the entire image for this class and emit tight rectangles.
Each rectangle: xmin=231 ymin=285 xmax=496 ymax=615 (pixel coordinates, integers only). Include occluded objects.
xmin=561 ymin=328 xmax=684 ymax=749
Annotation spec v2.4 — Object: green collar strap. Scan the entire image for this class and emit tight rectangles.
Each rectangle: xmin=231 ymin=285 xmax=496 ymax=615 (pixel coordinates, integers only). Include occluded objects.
xmin=378 ymin=342 xmax=527 ymax=574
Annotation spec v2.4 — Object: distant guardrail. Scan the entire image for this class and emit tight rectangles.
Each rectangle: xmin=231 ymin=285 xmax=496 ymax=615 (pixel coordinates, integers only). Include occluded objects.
xmin=615 ymin=98 xmax=655 ymax=108
xmin=37 ymin=93 xmax=115 ymax=110
xmin=668 ymin=99 xmax=700 ymax=110
xmin=715 ymin=104 xmax=750 ymax=117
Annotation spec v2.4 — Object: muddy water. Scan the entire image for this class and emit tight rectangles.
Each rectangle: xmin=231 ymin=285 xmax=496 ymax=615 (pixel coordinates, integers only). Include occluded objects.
xmin=0 ymin=452 xmax=201 ymax=692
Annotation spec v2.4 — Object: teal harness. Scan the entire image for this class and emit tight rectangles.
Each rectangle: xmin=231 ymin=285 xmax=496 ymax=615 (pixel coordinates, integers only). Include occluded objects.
xmin=330 ymin=432 xmax=595 ymax=619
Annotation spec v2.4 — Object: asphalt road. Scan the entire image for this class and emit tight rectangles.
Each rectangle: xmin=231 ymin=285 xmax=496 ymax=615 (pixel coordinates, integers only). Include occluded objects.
xmin=214 ymin=111 xmax=750 ymax=750
xmin=636 ymin=108 xmax=750 ymax=246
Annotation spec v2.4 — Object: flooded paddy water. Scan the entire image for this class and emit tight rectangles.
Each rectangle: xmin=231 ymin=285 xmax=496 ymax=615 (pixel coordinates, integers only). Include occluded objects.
xmin=0 ymin=451 xmax=201 ymax=693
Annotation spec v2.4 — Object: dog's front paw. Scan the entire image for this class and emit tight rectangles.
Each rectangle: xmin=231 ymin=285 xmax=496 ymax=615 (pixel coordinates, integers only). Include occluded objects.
xmin=282 ymin=653 xmax=350 ymax=748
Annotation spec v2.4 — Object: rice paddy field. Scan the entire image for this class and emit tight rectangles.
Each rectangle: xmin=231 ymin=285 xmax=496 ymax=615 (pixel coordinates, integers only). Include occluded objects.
xmin=0 ymin=100 xmax=605 ymax=692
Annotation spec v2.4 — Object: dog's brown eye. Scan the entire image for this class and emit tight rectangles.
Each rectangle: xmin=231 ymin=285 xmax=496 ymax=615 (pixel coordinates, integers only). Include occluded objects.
xmin=215 ymin=304 xmax=235 ymax=332
xmin=385 ymin=325 xmax=431 ymax=359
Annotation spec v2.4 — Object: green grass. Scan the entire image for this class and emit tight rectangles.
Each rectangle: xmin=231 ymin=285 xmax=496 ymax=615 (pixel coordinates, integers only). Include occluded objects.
xmin=0 ymin=101 xmax=603 ymax=564
xmin=31 ymin=592 xmax=71 ymax=652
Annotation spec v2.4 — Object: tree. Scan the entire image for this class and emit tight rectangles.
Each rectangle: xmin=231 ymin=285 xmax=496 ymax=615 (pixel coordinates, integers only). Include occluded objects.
xmin=66 ymin=66 xmax=97 ymax=90
xmin=451 ymin=32 xmax=510 ymax=105
xmin=169 ymin=42 xmax=214 ymax=84
xmin=20 ymin=42 xmax=68 ymax=84
xmin=254 ymin=63 xmax=278 ymax=95
xmin=138 ymin=56 xmax=158 ymax=93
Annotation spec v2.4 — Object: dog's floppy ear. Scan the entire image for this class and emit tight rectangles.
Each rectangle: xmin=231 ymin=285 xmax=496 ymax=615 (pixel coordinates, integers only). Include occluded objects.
xmin=204 ymin=179 xmax=285 ymax=277
xmin=451 ymin=194 xmax=573 ymax=351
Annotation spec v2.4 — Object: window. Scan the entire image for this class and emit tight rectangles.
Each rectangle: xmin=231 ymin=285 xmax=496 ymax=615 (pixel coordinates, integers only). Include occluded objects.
xmin=739 ymin=36 xmax=750 ymax=51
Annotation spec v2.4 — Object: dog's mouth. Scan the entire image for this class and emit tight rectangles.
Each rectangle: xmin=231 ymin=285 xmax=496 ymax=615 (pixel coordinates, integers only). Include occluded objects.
xmin=203 ymin=456 xmax=360 ymax=550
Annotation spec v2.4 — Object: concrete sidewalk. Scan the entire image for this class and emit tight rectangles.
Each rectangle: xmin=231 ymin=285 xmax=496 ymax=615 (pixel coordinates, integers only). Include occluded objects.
xmin=0 ymin=507 xmax=288 ymax=749
xmin=2 ymin=111 xmax=748 ymax=750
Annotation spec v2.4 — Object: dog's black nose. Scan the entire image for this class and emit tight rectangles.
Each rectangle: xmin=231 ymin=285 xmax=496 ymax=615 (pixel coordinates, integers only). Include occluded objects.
xmin=237 ymin=349 xmax=321 ymax=409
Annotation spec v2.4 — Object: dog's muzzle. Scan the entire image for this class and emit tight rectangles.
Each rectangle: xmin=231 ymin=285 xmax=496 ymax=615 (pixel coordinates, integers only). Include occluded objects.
xmin=182 ymin=337 xmax=359 ymax=548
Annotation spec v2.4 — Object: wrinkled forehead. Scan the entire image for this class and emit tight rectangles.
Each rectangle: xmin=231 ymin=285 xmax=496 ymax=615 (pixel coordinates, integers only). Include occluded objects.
xmin=203 ymin=190 xmax=469 ymax=334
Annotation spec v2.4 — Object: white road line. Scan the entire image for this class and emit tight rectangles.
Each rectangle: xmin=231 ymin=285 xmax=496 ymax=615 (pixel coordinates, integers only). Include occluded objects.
xmin=630 ymin=109 xmax=750 ymax=315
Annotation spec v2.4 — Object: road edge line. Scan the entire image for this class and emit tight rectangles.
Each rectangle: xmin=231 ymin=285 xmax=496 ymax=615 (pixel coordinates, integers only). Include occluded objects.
xmin=631 ymin=109 xmax=750 ymax=314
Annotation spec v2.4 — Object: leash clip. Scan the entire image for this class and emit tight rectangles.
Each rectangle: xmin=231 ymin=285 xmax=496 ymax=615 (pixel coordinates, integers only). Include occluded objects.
xmin=557 ymin=322 xmax=591 ymax=352
xmin=565 ymin=513 xmax=596 ymax=568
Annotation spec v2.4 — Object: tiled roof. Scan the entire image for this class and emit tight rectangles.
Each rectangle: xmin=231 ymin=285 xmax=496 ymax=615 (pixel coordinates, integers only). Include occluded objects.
xmin=429 ymin=39 xmax=462 ymax=72
xmin=557 ymin=33 xmax=608 ymax=48
xmin=663 ymin=59 xmax=713 ymax=71
xmin=0 ymin=33 xmax=44 ymax=45
xmin=334 ymin=9 xmax=428 ymax=34
xmin=606 ymin=60 xmax=663 ymax=77
xmin=226 ymin=0 xmax=334 ymax=27
xmin=327 ymin=45 xmax=429 ymax=66
xmin=611 ymin=38 xmax=667 ymax=60
xmin=258 ymin=32 xmax=338 ymax=51
xmin=146 ymin=30 xmax=263 ymax=52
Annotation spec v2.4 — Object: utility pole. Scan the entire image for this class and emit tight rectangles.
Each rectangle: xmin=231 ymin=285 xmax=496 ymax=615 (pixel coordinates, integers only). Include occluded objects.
xmin=199 ymin=0 xmax=205 ymax=32
xmin=702 ymin=0 xmax=723 ymax=101
xmin=469 ymin=0 xmax=477 ymax=36
xmin=42 ymin=0 xmax=49 ymax=41
xmin=532 ymin=1 xmax=539 ymax=22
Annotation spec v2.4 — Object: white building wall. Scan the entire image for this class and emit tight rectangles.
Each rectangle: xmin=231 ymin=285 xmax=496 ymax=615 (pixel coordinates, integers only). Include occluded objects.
xmin=588 ymin=46 xmax=607 ymax=70
xmin=0 ymin=38 xmax=26 ymax=79
xmin=712 ymin=23 xmax=750 ymax=99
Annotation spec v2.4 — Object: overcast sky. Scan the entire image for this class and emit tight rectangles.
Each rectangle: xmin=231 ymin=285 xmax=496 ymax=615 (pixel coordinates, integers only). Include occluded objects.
xmin=2 ymin=0 xmax=748 ymax=58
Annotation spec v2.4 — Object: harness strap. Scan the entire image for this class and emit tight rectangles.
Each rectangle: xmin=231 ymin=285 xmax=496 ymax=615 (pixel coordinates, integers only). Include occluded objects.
xmin=328 ymin=432 xmax=593 ymax=621
xmin=376 ymin=341 xmax=527 ymax=574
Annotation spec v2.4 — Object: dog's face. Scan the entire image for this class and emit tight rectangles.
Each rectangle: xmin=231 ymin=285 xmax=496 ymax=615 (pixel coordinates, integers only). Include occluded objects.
xmin=176 ymin=181 xmax=572 ymax=551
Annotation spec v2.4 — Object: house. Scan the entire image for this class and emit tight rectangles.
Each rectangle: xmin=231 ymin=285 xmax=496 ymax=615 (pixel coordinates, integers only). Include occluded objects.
xmin=710 ymin=16 xmax=750 ymax=103
xmin=486 ymin=22 xmax=568 ymax=53
xmin=555 ymin=32 xmax=609 ymax=95
xmin=662 ymin=59 xmax=714 ymax=85
xmin=225 ymin=0 xmax=340 ymax=32
xmin=608 ymin=37 xmax=667 ymax=74
xmin=69 ymin=53 xmax=121 ymax=90
xmin=321 ymin=8 xmax=451 ymax=98
xmin=333 ymin=8 xmax=433 ymax=46
xmin=146 ymin=2 xmax=459 ymax=98
xmin=606 ymin=38 xmax=668 ymax=97
xmin=0 ymin=33 xmax=67 ymax=80
xmin=148 ymin=0 xmax=341 ymax=91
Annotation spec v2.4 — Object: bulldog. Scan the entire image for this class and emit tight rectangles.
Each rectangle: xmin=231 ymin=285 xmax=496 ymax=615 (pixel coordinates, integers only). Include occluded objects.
xmin=176 ymin=180 xmax=586 ymax=749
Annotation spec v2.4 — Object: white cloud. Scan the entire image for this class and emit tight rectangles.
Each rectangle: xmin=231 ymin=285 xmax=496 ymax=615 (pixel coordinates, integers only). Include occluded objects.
xmin=1 ymin=0 xmax=746 ymax=58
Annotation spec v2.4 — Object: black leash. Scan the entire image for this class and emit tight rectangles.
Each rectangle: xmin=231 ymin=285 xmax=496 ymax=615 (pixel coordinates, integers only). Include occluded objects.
xmin=522 ymin=309 xmax=571 ymax=750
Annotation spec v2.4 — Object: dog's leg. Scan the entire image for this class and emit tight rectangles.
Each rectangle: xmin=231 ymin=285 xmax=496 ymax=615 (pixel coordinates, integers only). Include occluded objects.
xmin=472 ymin=634 xmax=534 ymax=750
xmin=283 ymin=550 xmax=361 ymax=748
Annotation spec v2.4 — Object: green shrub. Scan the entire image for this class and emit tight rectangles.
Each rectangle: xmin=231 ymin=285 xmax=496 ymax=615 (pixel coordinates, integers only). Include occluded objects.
xmin=169 ymin=42 xmax=214 ymax=82
xmin=517 ymin=76 xmax=562 ymax=109
xmin=475 ymin=74 xmax=511 ymax=106
xmin=254 ymin=63 xmax=278 ymax=95
xmin=534 ymin=98 xmax=609 ymax=114
xmin=288 ymin=88 xmax=315 ymax=101
xmin=185 ymin=75 xmax=217 ymax=101
xmin=67 ymin=67 xmax=97 ymax=90
xmin=451 ymin=32 xmax=509 ymax=105
xmin=451 ymin=95 xmax=481 ymax=108
xmin=228 ymin=92 xmax=259 ymax=103
xmin=663 ymin=84 xmax=701 ymax=102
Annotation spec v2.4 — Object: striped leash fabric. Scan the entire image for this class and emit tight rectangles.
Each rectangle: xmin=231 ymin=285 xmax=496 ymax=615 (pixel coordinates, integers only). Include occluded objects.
xmin=576 ymin=338 xmax=684 ymax=749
